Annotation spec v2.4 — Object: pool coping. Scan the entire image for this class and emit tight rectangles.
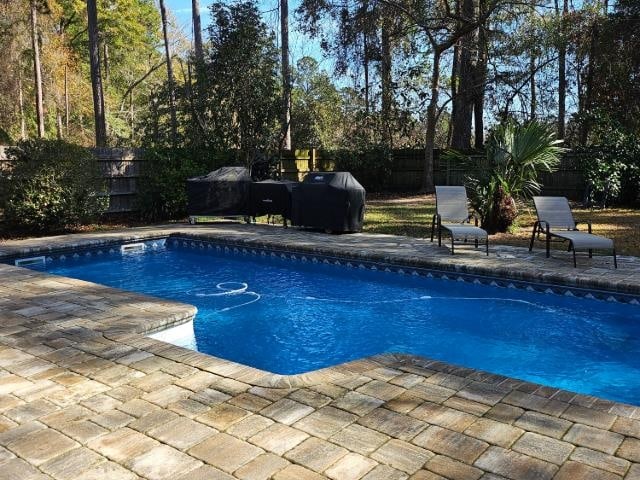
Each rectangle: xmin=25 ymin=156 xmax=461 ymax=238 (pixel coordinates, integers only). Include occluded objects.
xmin=2 ymin=225 xmax=640 ymax=421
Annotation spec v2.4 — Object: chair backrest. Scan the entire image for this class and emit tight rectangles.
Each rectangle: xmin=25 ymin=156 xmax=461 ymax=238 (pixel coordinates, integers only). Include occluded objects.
xmin=533 ymin=196 xmax=576 ymax=229
xmin=435 ymin=186 xmax=470 ymax=222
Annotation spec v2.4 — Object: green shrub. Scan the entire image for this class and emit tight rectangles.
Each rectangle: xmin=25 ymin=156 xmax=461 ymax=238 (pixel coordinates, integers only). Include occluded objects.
xmin=136 ymin=148 xmax=212 ymax=220
xmin=2 ymin=139 xmax=108 ymax=232
xmin=575 ymin=136 xmax=640 ymax=207
xmin=572 ymin=112 xmax=640 ymax=206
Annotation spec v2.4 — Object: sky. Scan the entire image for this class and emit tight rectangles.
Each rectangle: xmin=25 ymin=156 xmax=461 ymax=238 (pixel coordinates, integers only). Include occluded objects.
xmin=164 ymin=0 xmax=333 ymax=72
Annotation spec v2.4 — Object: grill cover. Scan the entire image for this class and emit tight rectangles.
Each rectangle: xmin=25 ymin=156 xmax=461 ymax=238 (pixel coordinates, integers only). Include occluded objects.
xmin=250 ymin=180 xmax=296 ymax=218
xmin=291 ymin=172 xmax=366 ymax=232
xmin=186 ymin=167 xmax=251 ymax=216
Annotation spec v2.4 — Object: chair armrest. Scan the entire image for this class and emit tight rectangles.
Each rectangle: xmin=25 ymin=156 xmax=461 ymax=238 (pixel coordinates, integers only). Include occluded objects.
xmin=536 ymin=220 xmax=550 ymax=234
xmin=575 ymin=221 xmax=593 ymax=233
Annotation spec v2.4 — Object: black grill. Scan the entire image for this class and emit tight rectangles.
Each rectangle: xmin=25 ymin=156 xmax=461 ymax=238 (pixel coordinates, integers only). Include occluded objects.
xmin=186 ymin=169 xmax=366 ymax=233
xmin=291 ymin=172 xmax=366 ymax=233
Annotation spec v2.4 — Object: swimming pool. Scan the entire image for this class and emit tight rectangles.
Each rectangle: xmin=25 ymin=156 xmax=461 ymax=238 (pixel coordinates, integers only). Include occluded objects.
xmin=20 ymin=238 xmax=640 ymax=404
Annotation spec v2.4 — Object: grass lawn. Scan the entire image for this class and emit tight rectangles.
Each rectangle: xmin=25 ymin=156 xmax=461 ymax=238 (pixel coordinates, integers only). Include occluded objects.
xmin=365 ymin=194 xmax=640 ymax=256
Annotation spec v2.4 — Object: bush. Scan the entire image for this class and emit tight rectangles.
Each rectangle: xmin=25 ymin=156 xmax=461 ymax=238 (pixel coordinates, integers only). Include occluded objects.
xmin=1 ymin=139 xmax=108 ymax=232
xmin=575 ymin=136 xmax=640 ymax=207
xmin=136 ymin=148 xmax=213 ymax=220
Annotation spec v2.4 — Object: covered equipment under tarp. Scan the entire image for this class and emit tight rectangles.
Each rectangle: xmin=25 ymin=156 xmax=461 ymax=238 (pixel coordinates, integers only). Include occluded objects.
xmin=186 ymin=167 xmax=252 ymax=216
xmin=250 ymin=180 xmax=296 ymax=219
xmin=291 ymin=172 xmax=366 ymax=232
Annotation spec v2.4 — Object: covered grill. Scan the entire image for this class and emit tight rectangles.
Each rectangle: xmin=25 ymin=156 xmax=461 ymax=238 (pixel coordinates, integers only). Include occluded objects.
xmin=186 ymin=167 xmax=252 ymax=218
xmin=291 ymin=172 xmax=366 ymax=233
xmin=250 ymin=180 xmax=296 ymax=220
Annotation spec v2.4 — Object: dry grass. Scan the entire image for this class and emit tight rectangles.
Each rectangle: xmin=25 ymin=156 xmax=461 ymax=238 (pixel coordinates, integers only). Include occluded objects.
xmin=365 ymin=194 xmax=640 ymax=256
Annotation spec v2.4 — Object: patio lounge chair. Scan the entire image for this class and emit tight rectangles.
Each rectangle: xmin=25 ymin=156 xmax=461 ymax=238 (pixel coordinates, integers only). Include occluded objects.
xmin=529 ymin=196 xmax=617 ymax=268
xmin=430 ymin=186 xmax=488 ymax=255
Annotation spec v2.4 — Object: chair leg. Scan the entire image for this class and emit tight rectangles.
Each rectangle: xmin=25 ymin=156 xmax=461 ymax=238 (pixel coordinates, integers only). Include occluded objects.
xmin=589 ymin=249 xmax=592 ymax=258
xmin=613 ymin=249 xmax=617 ymax=269
xmin=546 ymin=233 xmax=551 ymax=258
xmin=572 ymin=244 xmax=577 ymax=267
xmin=529 ymin=223 xmax=538 ymax=252
xmin=430 ymin=215 xmax=436 ymax=242
xmin=438 ymin=226 xmax=442 ymax=247
xmin=485 ymin=239 xmax=489 ymax=256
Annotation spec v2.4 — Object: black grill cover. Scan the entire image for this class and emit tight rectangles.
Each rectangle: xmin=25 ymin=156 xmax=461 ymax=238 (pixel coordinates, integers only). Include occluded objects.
xmin=250 ymin=180 xmax=296 ymax=218
xmin=291 ymin=172 xmax=366 ymax=232
xmin=186 ymin=167 xmax=251 ymax=216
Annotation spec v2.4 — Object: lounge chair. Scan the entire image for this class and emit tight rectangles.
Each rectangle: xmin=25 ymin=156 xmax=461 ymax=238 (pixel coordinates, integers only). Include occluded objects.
xmin=430 ymin=186 xmax=488 ymax=255
xmin=529 ymin=196 xmax=617 ymax=268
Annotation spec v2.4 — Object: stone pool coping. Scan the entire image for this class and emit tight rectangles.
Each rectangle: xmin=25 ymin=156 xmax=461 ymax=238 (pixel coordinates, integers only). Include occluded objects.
xmin=1 ymin=223 xmax=640 ymax=479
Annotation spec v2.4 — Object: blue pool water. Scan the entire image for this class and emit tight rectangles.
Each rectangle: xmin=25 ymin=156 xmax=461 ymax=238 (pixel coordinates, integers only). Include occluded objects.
xmin=29 ymin=241 xmax=640 ymax=404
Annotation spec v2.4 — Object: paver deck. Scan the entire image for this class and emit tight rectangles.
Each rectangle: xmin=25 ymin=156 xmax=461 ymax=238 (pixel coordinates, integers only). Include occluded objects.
xmin=0 ymin=223 xmax=639 ymax=479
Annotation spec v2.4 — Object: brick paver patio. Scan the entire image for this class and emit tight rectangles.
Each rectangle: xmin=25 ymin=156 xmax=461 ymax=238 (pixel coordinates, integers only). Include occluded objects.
xmin=0 ymin=223 xmax=639 ymax=479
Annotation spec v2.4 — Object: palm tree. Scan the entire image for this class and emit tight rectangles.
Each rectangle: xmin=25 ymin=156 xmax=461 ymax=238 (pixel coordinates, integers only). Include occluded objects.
xmin=451 ymin=121 xmax=565 ymax=233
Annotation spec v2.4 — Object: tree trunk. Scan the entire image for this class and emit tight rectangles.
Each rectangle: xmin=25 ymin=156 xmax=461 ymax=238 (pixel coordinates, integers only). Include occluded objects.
xmin=130 ymin=91 xmax=134 ymax=142
xmin=280 ymin=0 xmax=291 ymax=150
xmin=449 ymin=0 xmax=460 ymax=145
xmin=64 ymin=65 xmax=69 ymax=136
xmin=103 ymin=42 xmax=110 ymax=136
xmin=529 ymin=0 xmax=537 ymax=121
xmin=557 ymin=0 xmax=568 ymax=138
xmin=159 ymin=0 xmax=178 ymax=144
xmin=103 ymin=42 xmax=109 ymax=84
xmin=473 ymin=16 xmax=487 ymax=148
xmin=363 ymin=30 xmax=370 ymax=114
xmin=580 ymin=21 xmax=598 ymax=144
xmin=449 ymin=0 xmax=475 ymax=149
xmin=56 ymin=109 xmax=63 ymax=139
xmin=381 ymin=18 xmax=393 ymax=148
xmin=529 ymin=52 xmax=536 ymax=120
xmin=87 ymin=0 xmax=107 ymax=146
xmin=18 ymin=66 xmax=26 ymax=140
xmin=423 ymin=49 xmax=441 ymax=193
xmin=192 ymin=0 xmax=204 ymax=64
xmin=30 ymin=0 xmax=45 ymax=139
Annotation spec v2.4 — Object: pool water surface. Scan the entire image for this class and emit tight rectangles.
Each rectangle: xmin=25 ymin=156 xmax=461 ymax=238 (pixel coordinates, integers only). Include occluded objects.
xmin=30 ymin=241 xmax=640 ymax=405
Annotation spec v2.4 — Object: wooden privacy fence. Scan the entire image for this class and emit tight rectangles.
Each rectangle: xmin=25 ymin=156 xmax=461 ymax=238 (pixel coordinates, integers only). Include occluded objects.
xmin=282 ymin=149 xmax=585 ymax=199
xmin=93 ymin=148 xmax=144 ymax=213
xmin=0 ymin=146 xmax=585 ymax=213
